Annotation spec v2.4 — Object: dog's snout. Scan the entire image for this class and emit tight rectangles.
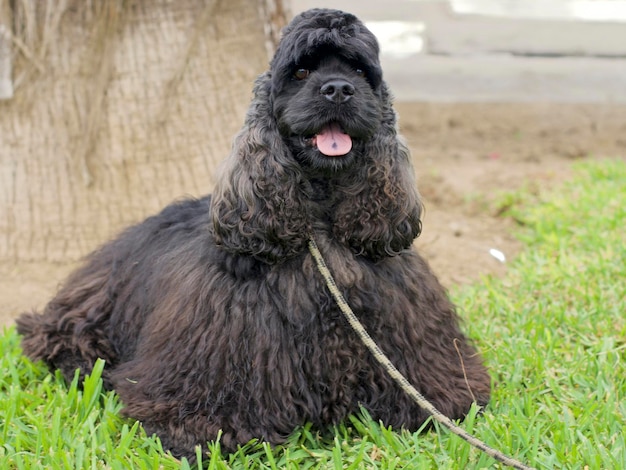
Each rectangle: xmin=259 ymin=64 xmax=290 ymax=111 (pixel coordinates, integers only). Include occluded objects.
xmin=320 ymin=79 xmax=355 ymax=104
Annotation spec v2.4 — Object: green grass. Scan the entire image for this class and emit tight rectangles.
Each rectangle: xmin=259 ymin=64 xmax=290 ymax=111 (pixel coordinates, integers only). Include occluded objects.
xmin=2 ymin=159 xmax=625 ymax=469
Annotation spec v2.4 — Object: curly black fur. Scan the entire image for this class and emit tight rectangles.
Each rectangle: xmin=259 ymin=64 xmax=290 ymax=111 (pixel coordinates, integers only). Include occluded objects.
xmin=16 ymin=9 xmax=491 ymax=460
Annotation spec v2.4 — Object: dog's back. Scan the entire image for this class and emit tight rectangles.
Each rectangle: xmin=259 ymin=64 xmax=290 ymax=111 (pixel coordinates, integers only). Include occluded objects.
xmin=17 ymin=196 xmax=213 ymax=385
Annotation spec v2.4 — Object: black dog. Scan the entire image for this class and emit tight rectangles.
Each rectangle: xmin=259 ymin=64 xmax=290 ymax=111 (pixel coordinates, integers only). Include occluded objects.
xmin=17 ymin=9 xmax=491 ymax=459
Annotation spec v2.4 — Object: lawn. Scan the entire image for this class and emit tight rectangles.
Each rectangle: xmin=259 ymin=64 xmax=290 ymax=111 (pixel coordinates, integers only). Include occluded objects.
xmin=1 ymin=160 xmax=625 ymax=469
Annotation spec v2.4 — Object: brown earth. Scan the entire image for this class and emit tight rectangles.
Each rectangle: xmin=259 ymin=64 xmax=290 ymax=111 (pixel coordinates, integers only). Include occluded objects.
xmin=2 ymin=102 xmax=625 ymax=326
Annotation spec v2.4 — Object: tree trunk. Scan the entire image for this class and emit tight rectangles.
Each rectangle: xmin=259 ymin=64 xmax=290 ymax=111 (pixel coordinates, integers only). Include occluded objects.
xmin=0 ymin=0 xmax=289 ymax=322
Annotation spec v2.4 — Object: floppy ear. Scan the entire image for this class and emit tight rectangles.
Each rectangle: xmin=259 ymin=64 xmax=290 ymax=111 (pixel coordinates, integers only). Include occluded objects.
xmin=332 ymin=85 xmax=423 ymax=261
xmin=210 ymin=73 xmax=310 ymax=264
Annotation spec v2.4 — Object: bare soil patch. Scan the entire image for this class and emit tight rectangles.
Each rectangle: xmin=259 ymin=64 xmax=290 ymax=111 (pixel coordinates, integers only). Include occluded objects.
xmin=402 ymin=102 xmax=626 ymax=286
xmin=2 ymin=102 xmax=625 ymax=326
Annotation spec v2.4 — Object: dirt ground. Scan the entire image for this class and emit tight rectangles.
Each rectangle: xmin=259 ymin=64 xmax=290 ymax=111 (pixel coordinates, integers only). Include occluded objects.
xmin=2 ymin=102 xmax=625 ymax=326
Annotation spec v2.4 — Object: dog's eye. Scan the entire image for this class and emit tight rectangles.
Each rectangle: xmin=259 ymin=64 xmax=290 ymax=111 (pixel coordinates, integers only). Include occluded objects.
xmin=294 ymin=68 xmax=310 ymax=80
xmin=355 ymin=68 xmax=366 ymax=78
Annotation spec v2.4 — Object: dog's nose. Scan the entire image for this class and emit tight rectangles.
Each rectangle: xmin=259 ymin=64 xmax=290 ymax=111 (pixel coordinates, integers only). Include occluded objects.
xmin=320 ymin=79 xmax=355 ymax=104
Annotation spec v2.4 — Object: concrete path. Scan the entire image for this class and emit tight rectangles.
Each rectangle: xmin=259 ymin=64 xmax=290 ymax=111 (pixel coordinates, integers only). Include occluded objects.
xmin=292 ymin=0 xmax=626 ymax=103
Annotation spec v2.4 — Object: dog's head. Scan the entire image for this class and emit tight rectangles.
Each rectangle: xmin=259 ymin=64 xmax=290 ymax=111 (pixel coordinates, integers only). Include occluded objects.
xmin=211 ymin=9 xmax=422 ymax=264
xmin=270 ymin=9 xmax=384 ymax=172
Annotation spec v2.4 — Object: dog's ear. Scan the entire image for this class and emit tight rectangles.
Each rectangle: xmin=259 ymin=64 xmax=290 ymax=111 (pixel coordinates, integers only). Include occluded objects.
xmin=210 ymin=73 xmax=310 ymax=263
xmin=333 ymin=85 xmax=422 ymax=261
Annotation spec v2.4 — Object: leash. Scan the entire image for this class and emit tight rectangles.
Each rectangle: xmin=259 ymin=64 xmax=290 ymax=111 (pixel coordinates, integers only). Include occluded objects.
xmin=307 ymin=237 xmax=534 ymax=470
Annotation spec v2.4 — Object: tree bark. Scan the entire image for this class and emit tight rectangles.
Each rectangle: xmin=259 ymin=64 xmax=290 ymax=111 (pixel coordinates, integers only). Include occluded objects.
xmin=0 ymin=0 xmax=289 ymax=321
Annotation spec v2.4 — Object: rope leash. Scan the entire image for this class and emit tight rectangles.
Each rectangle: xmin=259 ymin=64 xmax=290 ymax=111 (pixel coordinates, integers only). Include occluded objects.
xmin=307 ymin=237 xmax=534 ymax=470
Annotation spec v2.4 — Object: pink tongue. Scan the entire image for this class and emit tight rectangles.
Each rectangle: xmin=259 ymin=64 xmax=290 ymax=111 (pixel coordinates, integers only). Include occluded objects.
xmin=315 ymin=123 xmax=352 ymax=156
